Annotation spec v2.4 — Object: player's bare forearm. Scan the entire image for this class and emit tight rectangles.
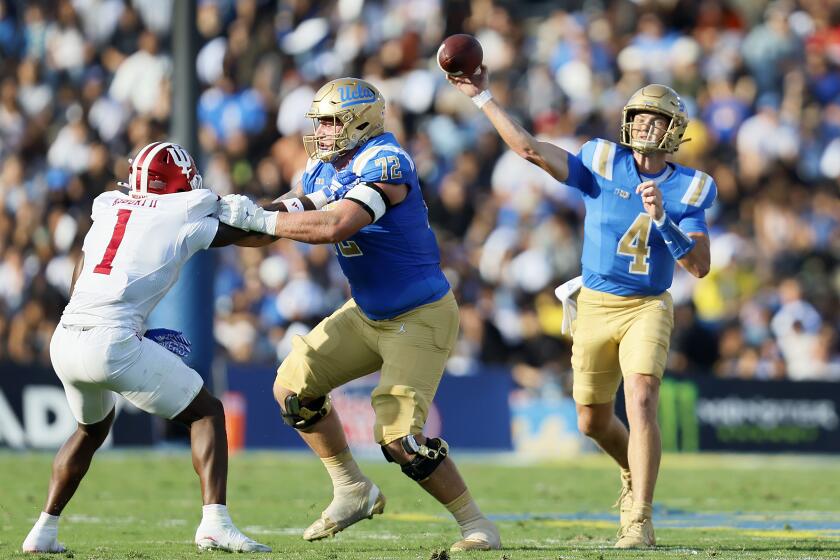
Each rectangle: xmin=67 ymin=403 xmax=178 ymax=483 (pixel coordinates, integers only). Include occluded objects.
xmin=271 ymin=202 xmax=370 ymax=244
xmin=677 ymin=232 xmax=710 ymax=278
xmin=264 ymin=196 xmax=317 ymax=213
xmin=264 ymin=182 xmax=305 ymax=211
xmin=211 ymin=223 xmax=276 ymax=247
xmin=482 ymin=101 xmax=570 ymax=181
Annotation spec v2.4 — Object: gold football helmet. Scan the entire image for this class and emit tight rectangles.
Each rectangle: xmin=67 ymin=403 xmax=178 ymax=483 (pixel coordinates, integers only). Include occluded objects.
xmin=620 ymin=84 xmax=688 ymax=154
xmin=302 ymin=77 xmax=385 ymax=162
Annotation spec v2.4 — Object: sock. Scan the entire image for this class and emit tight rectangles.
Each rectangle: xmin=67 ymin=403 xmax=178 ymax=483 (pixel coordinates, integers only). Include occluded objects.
xmin=445 ymin=490 xmax=484 ymax=531
xmin=202 ymin=504 xmax=231 ymax=525
xmin=630 ymin=501 xmax=653 ymax=521
xmin=321 ymin=448 xmax=366 ymax=490
xmin=36 ymin=512 xmax=60 ymax=529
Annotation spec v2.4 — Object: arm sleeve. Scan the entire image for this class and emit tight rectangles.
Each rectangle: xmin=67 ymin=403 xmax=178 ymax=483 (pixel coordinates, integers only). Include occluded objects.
xmin=679 ymin=180 xmax=717 ymax=234
xmin=566 ymin=151 xmax=598 ymax=196
xmin=678 ymin=206 xmax=709 ymax=235
xmin=352 ymin=146 xmax=417 ymax=188
xmin=185 ymin=189 xmax=221 ymax=222
xmin=181 ymin=217 xmax=220 ymax=257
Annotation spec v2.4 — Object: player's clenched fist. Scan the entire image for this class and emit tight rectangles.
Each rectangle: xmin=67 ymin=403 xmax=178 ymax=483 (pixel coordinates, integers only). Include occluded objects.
xmin=219 ymin=193 xmax=279 ymax=235
xmin=219 ymin=194 xmax=258 ymax=230
xmin=636 ymin=180 xmax=664 ymax=221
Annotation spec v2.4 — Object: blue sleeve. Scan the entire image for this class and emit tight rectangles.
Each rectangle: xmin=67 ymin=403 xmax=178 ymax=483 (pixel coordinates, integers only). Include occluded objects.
xmin=678 ymin=206 xmax=709 ymax=235
xmin=679 ymin=180 xmax=717 ymax=234
xmin=356 ymin=148 xmax=416 ymax=186
xmin=566 ymin=152 xmax=598 ymax=197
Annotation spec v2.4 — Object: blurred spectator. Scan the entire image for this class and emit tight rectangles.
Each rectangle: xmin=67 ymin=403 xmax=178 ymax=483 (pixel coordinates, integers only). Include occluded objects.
xmin=0 ymin=0 xmax=837 ymax=389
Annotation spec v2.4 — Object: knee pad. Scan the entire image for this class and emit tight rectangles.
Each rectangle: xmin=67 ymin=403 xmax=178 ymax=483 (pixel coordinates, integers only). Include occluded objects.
xmin=281 ymin=393 xmax=331 ymax=430
xmin=381 ymin=435 xmax=449 ymax=482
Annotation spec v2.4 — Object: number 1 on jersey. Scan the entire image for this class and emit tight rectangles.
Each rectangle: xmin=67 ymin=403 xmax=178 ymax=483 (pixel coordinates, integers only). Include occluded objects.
xmin=617 ymin=213 xmax=652 ymax=275
xmin=94 ymin=209 xmax=132 ymax=275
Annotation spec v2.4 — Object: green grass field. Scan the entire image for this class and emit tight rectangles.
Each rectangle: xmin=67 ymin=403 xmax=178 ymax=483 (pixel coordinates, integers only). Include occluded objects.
xmin=2 ymin=451 xmax=840 ymax=559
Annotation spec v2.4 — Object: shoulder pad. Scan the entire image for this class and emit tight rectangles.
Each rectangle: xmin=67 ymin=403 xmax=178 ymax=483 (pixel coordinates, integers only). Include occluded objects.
xmin=91 ymin=191 xmax=123 ymax=218
xmin=185 ymin=189 xmax=220 ymax=221
xmin=679 ymin=169 xmax=717 ymax=209
xmin=579 ymin=139 xmax=618 ymax=180
xmin=351 ymin=144 xmax=416 ymax=185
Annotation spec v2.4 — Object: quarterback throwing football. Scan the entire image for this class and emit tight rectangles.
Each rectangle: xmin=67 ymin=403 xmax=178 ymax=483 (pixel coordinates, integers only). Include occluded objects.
xmin=447 ymin=68 xmax=714 ymax=548
xmin=22 ymin=142 xmax=271 ymax=554
xmin=220 ymin=78 xmax=500 ymax=552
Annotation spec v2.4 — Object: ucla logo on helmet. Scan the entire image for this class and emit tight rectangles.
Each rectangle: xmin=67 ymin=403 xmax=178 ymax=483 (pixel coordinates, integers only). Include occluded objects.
xmin=338 ymin=84 xmax=376 ymax=107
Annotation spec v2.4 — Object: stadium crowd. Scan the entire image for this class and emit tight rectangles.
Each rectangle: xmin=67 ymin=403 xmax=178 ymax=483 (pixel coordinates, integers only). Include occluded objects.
xmin=0 ymin=0 xmax=838 ymax=387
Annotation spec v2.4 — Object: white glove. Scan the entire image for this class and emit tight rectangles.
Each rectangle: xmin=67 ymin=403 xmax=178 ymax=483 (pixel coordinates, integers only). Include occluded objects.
xmin=554 ymin=276 xmax=583 ymax=335
xmin=219 ymin=194 xmax=278 ymax=234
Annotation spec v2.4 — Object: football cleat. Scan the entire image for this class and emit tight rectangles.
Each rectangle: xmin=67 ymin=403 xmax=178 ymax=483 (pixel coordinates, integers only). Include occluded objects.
xmin=303 ymin=480 xmax=386 ymax=541
xmin=614 ymin=470 xmax=634 ymax=532
xmin=450 ymin=518 xmax=501 ymax=552
xmin=614 ymin=516 xmax=656 ymax=549
xmin=21 ymin=527 xmax=66 ymax=554
xmin=195 ymin=520 xmax=271 ymax=552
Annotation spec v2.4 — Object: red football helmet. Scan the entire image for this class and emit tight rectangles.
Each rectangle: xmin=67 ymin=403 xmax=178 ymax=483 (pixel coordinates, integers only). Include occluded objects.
xmin=126 ymin=141 xmax=204 ymax=194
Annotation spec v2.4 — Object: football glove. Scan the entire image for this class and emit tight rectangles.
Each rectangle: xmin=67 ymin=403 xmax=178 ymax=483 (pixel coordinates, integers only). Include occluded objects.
xmin=219 ymin=194 xmax=278 ymax=234
xmin=328 ymin=169 xmax=361 ymax=199
xmin=144 ymin=328 xmax=192 ymax=358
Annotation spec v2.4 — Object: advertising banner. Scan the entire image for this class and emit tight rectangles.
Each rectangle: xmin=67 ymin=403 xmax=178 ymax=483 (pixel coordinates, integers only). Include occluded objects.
xmin=225 ymin=365 xmax=515 ymax=451
xmin=0 ymin=361 xmax=154 ymax=449
xmin=659 ymin=378 xmax=840 ymax=453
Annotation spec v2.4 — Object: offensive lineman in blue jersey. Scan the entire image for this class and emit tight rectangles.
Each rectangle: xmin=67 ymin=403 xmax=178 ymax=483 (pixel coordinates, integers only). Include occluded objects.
xmin=219 ymin=78 xmax=500 ymax=552
xmin=447 ymin=70 xmax=713 ymax=548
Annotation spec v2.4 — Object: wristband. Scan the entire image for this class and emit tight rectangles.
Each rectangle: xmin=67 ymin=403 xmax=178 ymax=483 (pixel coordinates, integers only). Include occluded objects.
xmin=306 ymin=188 xmax=331 ymax=209
xmin=654 ymin=212 xmax=695 ymax=260
xmin=653 ymin=212 xmax=667 ymax=227
xmin=471 ymin=90 xmax=493 ymax=109
xmin=279 ymin=199 xmax=306 ymax=212
xmin=252 ymin=209 xmax=278 ymax=235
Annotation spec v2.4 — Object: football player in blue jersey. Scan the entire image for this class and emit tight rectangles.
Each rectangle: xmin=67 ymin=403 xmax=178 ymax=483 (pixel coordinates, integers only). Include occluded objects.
xmin=219 ymin=78 xmax=500 ymax=552
xmin=447 ymin=68 xmax=713 ymax=549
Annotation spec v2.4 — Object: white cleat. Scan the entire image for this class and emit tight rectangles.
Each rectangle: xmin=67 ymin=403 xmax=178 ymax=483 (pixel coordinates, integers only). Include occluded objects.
xmin=195 ymin=522 xmax=271 ymax=552
xmin=450 ymin=518 xmax=501 ymax=552
xmin=303 ymin=481 xmax=386 ymax=541
xmin=22 ymin=527 xmax=66 ymax=554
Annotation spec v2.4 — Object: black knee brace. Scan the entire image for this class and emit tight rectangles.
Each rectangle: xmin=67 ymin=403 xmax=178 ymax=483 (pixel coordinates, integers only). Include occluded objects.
xmin=281 ymin=394 xmax=331 ymax=430
xmin=381 ymin=435 xmax=449 ymax=482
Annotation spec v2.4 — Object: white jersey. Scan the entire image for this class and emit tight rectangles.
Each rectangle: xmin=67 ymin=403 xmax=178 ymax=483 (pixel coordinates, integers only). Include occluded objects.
xmin=61 ymin=189 xmax=219 ymax=332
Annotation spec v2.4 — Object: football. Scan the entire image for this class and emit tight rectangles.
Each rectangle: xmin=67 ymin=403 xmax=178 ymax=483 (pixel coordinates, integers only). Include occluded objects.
xmin=437 ymin=34 xmax=483 ymax=76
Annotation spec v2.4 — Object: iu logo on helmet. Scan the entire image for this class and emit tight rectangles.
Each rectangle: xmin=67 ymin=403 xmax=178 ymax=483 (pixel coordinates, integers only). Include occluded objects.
xmin=167 ymin=145 xmax=194 ymax=178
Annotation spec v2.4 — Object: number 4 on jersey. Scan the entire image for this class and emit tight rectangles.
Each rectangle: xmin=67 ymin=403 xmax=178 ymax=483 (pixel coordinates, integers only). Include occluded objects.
xmin=617 ymin=213 xmax=652 ymax=275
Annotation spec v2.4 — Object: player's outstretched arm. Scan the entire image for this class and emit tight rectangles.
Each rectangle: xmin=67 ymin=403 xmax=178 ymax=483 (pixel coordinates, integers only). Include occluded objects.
xmin=219 ymin=182 xmax=407 ymax=244
xmin=678 ymin=233 xmax=710 ymax=278
xmin=265 ymin=182 xmax=307 ymax=211
xmin=210 ymin=223 xmax=275 ymax=247
xmin=446 ymin=65 xmax=571 ymax=182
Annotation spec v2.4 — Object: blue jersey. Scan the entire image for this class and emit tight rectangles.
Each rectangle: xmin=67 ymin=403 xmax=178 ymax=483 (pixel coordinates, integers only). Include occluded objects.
xmin=566 ymin=139 xmax=716 ymax=296
xmin=301 ymin=133 xmax=450 ymax=320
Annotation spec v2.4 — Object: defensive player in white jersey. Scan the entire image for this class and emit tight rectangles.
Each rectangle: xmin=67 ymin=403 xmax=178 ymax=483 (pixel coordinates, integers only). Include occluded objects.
xmin=22 ymin=142 xmax=273 ymax=554
xmin=447 ymin=68 xmax=714 ymax=548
